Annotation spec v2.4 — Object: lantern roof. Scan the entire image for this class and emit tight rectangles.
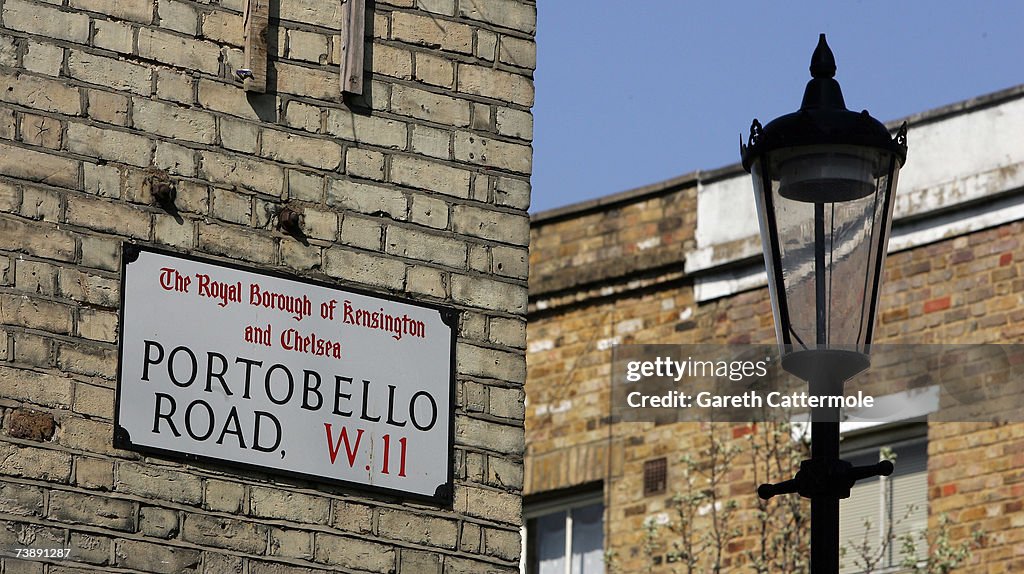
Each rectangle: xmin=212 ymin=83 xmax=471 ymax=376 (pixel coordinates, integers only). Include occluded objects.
xmin=741 ymin=34 xmax=908 ymax=172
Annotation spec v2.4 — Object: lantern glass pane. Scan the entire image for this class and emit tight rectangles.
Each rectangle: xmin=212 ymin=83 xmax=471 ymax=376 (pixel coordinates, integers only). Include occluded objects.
xmin=756 ymin=146 xmax=900 ymax=355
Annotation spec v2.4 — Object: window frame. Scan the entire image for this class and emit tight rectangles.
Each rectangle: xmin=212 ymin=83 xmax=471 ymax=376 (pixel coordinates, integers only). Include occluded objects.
xmin=522 ymin=489 xmax=605 ymax=574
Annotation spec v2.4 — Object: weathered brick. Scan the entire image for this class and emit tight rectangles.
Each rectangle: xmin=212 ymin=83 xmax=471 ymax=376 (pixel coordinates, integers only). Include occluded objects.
xmin=69 ymin=50 xmax=153 ymax=95
xmin=199 ymin=224 xmax=279 ymax=265
xmin=339 ymin=214 xmax=384 ymax=251
xmin=88 ymin=90 xmax=130 ymax=125
xmin=15 ymin=259 xmax=57 ymax=295
xmin=0 ymin=215 xmax=77 ymax=259
xmin=406 ymin=265 xmax=447 ymax=298
xmin=0 ymin=441 xmax=72 ymax=482
xmin=323 ymin=248 xmax=406 ymax=290
xmin=67 ymin=123 xmax=152 ymax=167
xmin=270 ymin=527 xmax=313 ymax=559
xmin=78 ymin=308 xmax=118 ymax=342
xmin=414 ymin=52 xmax=455 ymax=88
xmin=456 ymin=416 xmax=523 ymax=454
xmin=458 ymin=485 xmax=522 ymax=523
xmin=56 ymin=340 xmax=117 ymax=379
xmin=204 ymin=479 xmax=245 ymax=513
xmin=211 ymin=187 xmax=252 ymax=224
xmin=483 ymin=526 xmax=521 ymax=561
xmin=66 ymin=195 xmax=151 ymax=238
xmin=138 ymin=28 xmax=221 ymax=74
xmin=183 ymin=514 xmax=268 ymax=554
xmin=287 ymin=29 xmax=329 ymax=64
xmin=0 ymin=70 xmax=82 ymax=115
xmin=300 ymin=208 xmax=339 ymax=241
xmin=328 ymin=179 xmax=408 ymax=220
xmin=4 ymin=0 xmax=90 ymax=43
xmin=13 ymin=331 xmax=52 ymax=366
xmin=378 ymin=510 xmax=458 ymax=548
xmin=0 ymin=482 xmax=44 ymax=517
xmin=261 ymin=129 xmax=342 ymax=170
xmin=371 ymin=43 xmax=413 ymax=80
xmin=71 ymin=0 xmax=153 ymax=24
xmin=0 ymin=107 xmax=14 ymax=139
xmin=202 ymin=10 xmax=243 ymax=46
xmin=457 ymin=342 xmax=526 ymax=381
xmin=157 ymin=68 xmax=196 ymax=105
xmin=81 ymin=235 xmax=121 ymax=271
xmin=391 ymin=84 xmax=471 ymax=127
xmin=452 ymin=274 xmax=526 ymax=314
xmin=459 ymin=0 xmax=536 ymax=34
xmin=285 ymin=100 xmax=322 ymax=133
xmin=409 ymin=194 xmax=449 ymax=230
xmin=453 ymin=132 xmax=531 ymax=173
xmin=278 ymin=0 xmax=343 ymax=28
xmin=70 ymin=532 xmax=112 ymax=565
xmin=72 ymin=380 xmax=115 ymax=419
xmin=417 ymin=0 xmax=455 ymax=16
xmin=495 ymin=107 xmax=533 ymax=140
xmin=154 ymin=140 xmax=197 ymax=176
xmin=453 ymin=204 xmax=529 ymax=245
xmin=326 ymin=109 xmax=408 ymax=150
xmin=458 ymin=64 xmax=534 ymax=106
xmin=158 ymin=0 xmax=198 ymax=35
xmin=386 ymin=225 xmax=466 ymax=268
xmin=218 ymin=116 xmax=259 ymax=154
xmin=0 ymin=294 xmax=73 ymax=334
xmin=20 ymin=185 xmax=61 ymax=221
xmin=250 ymin=487 xmax=331 ymax=524
xmin=287 ymin=170 xmax=324 ymax=202
xmin=115 ymin=539 xmax=201 ymax=574
xmin=116 ymin=462 xmax=204 ymax=505
xmin=134 ymin=97 xmax=217 ymax=143
xmin=93 ymin=18 xmax=134 ymax=53
xmin=49 ymin=490 xmax=134 ymax=531
xmin=499 ymin=35 xmax=536 ymax=69
xmin=411 ymin=124 xmax=451 ymax=159
xmin=346 ymin=148 xmax=386 ymax=180
xmin=74 ymin=456 xmax=114 ymax=490
xmin=23 ymin=41 xmax=63 ymax=76
xmin=495 ymin=176 xmax=530 ymax=210
xmin=314 ymin=533 xmax=396 ymax=573
xmin=200 ymin=150 xmax=285 ymax=194
xmin=0 ymin=35 xmax=17 ymax=66
xmin=476 ymin=29 xmax=497 ymax=61
xmin=390 ymin=156 xmax=470 ymax=198
xmin=273 ymin=62 xmax=336 ymax=100
xmin=392 ymin=11 xmax=472 ymax=54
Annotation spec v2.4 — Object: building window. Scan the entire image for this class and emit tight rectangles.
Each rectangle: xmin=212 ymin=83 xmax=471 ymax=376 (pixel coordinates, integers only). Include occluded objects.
xmin=839 ymin=425 xmax=928 ymax=574
xmin=643 ymin=457 xmax=668 ymax=497
xmin=523 ymin=492 xmax=604 ymax=574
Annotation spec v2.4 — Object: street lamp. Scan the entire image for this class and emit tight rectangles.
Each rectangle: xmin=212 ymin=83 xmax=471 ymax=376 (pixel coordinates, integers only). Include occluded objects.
xmin=741 ymin=35 xmax=908 ymax=573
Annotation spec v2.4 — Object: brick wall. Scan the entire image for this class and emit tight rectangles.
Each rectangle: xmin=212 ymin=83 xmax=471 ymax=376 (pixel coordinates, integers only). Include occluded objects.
xmin=527 ymin=138 xmax=1024 ymax=571
xmin=0 ymin=0 xmax=535 ymax=572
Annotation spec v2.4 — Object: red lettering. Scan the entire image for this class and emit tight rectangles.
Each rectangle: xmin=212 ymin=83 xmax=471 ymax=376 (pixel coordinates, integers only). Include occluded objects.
xmin=324 ymin=423 xmax=363 ymax=467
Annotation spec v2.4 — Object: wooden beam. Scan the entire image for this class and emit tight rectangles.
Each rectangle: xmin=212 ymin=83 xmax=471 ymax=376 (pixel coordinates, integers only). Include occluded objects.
xmin=340 ymin=0 xmax=365 ymax=95
xmin=242 ymin=0 xmax=270 ymax=93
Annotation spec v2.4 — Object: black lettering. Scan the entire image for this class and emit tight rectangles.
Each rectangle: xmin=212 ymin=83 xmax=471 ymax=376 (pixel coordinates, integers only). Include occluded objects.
xmin=152 ymin=393 xmax=180 ymax=436
xmin=252 ymin=411 xmax=282 ymax=452
xmin=142 ymin=340 xmax=164 ymax=381
xmin=385 ymin=385 xmax=407 ymax=427
xmin=184 ymin=399 xmax=215 ymax=441
xmin=333 ymin=376 xmax=353 ymax=416
xmin=359 ymin=379 xmax=380 ymax=422
xmin=205 ymin=352 xmax=232 ymax=395
xmin=235 ymin=357 xmax=263 ymax=399
xmin=217 ymin=406 xmax=247 ymax=449
xmin=302 ymin=370 xmax=323 ymax=411
xmin=167 ymin=346 xmax=198 ymax=387
xmin=264 ymin=364 xmax=294 ymax=405
xmin=410 ymin=391 xmax=438 ymax=431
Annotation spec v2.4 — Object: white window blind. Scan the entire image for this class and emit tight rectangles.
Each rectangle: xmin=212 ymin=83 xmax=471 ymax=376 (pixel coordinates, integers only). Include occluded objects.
xmin=839 ymin=438 xmax=928 ymax=574
xmin=525 ymin=495 xmax=604 ymax=574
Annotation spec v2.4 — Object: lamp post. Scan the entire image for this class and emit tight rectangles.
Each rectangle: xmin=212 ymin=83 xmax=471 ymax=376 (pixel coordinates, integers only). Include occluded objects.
xmin=741 ymin=35 xmax=908 ymax=573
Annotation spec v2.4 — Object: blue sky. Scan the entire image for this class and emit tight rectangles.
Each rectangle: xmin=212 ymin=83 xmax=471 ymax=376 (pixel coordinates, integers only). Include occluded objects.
xmin=530 ymin=2 xmax=1024 ymax=213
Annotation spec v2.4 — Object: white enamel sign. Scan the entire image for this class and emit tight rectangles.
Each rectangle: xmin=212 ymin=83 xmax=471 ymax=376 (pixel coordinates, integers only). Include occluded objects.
xmin=116 ymin=245 xmax=455 ymax=502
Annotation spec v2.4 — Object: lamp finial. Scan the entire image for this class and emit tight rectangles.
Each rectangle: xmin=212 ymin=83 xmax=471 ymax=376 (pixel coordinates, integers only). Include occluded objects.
xmin=809 ymin=34 xmax=836 ymax=79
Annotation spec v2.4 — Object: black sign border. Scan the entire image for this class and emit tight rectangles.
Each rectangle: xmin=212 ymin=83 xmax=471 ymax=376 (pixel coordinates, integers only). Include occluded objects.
xmin=114 ymin=242 xmax=458 ymax=506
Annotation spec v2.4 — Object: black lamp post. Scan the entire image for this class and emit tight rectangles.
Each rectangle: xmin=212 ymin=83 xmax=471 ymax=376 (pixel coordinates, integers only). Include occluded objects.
xmin=741 ymin=35 xmax=908 ymax=573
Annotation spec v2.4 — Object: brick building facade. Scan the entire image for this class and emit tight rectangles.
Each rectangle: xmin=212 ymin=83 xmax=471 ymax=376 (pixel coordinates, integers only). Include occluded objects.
xmin=525 ymin=86 xmax=1024 ymax=573
xmin=0 ymin=0 xmax=535 ymax=572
